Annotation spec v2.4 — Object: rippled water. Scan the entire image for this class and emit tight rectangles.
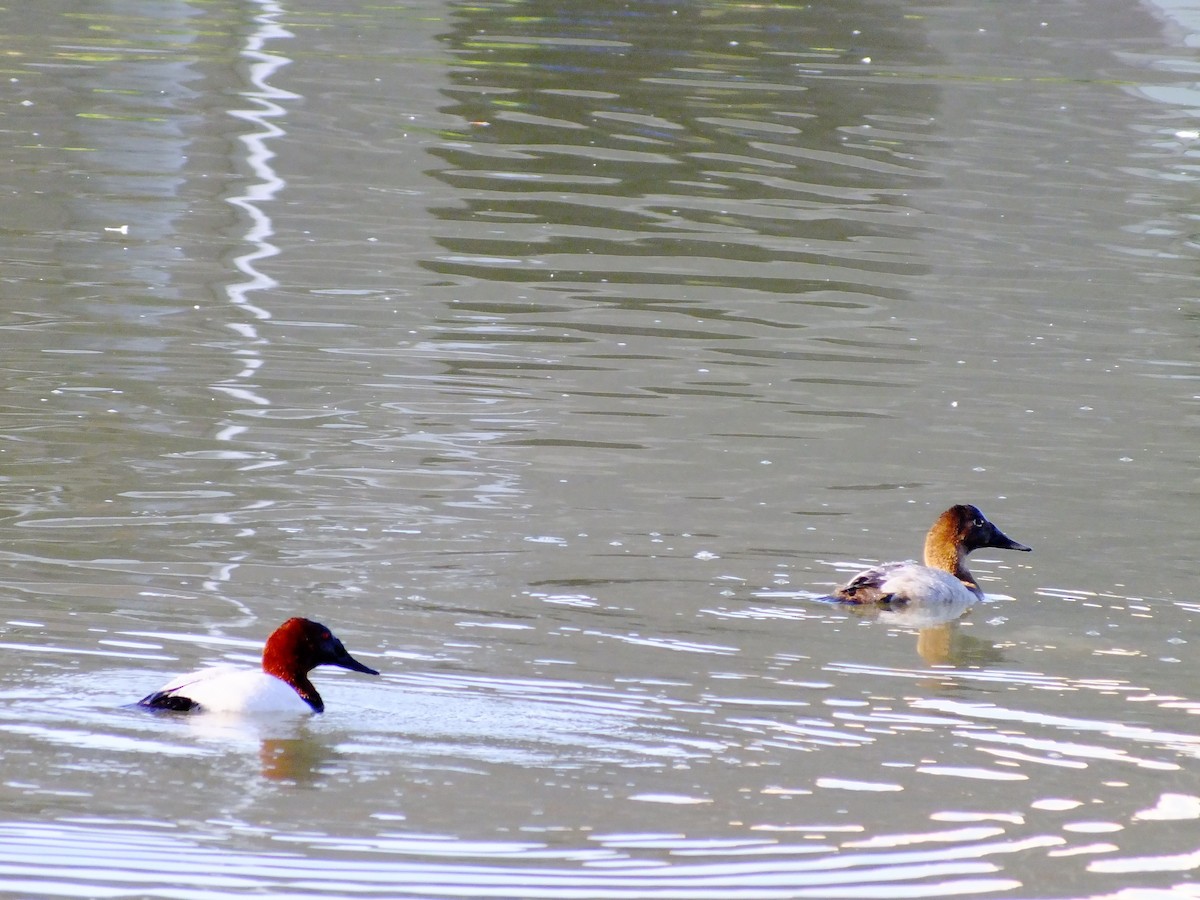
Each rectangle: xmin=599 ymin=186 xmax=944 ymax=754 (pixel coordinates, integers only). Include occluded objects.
xmin=3 ymin=0 xmax=1200 ymax=896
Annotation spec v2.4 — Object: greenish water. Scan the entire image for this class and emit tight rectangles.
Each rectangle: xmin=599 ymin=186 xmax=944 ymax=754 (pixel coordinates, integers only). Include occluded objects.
xmin=2 ymin=0 xmax=1200 ymax=897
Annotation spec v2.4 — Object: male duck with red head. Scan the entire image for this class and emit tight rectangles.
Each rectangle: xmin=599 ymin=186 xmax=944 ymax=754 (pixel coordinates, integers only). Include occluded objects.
xmin=137 ymin=617 xmax=379 ymax=714
xmin=828 ymin=504 xmax=1030 ymax=605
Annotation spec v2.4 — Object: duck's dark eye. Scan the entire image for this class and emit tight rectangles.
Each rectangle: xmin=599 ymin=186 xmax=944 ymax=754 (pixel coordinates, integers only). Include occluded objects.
xmin=973 ymin=518 xmax=985 ymax=527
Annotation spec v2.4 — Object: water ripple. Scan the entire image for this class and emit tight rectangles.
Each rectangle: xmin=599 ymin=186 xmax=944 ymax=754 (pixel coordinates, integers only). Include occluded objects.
xmin=0 ymin=820 xmax=1047 ymax=899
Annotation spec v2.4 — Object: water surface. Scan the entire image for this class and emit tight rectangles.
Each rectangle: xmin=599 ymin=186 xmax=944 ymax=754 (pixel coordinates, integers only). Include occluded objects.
xmin=3 ymin=0 xmax=1200 ymax=896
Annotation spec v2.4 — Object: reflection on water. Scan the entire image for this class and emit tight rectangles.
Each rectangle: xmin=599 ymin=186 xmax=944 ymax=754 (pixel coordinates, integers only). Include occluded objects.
xmin=3 ymin=0 xmax=1200 ymax=897
xmin=427 ymin=0 xmax=932 ymax=383
xmin=862 ymin=600 xmax=1005 ymax=668
xmin=726 ymin=594 xmax=1008 ymax=668
xmin=215 ymin=0 xmax=295 ymax=416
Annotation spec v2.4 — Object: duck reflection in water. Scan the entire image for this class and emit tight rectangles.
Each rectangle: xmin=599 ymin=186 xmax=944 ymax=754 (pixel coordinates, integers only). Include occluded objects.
xmin=841 ymin=596 xmax=1007 ymax=666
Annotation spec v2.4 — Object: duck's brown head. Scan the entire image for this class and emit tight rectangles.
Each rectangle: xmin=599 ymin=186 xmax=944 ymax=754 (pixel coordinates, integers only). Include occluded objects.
xmin=924 ymin=504 xmax=1031 ymax=579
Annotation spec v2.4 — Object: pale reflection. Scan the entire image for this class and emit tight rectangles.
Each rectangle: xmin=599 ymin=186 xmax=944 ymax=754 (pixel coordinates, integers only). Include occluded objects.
xmin=224 ymin=0 xmax=296 ymax=315
xmin=259 ymin=737 xmax=329 ymax=783
xmin=849 ymin=598 xmax=1006 ymax=667
xmin=204 ymin=0 xmax=296 ymax=607
xmin=737 ymin=591 xmax=1006 ymax=666
xmin=216 ymin=0 xmax=298 ymax=411
xmin=176 ymin=713 xmax=330 ymax=782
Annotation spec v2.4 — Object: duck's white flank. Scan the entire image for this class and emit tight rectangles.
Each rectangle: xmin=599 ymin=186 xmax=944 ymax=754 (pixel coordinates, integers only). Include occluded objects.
xmin=147 ymin=666 xmax=316 ymax=714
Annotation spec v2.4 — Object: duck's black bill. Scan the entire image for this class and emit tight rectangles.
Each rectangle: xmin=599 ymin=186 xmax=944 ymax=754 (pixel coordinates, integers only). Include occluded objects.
xmin=319 ymin=630 xmax=381 ymax=676
xmin=335 ymin=653 xmax=380 ymax=676
xmin=987 ymin=525 xmax=1031 ymax=553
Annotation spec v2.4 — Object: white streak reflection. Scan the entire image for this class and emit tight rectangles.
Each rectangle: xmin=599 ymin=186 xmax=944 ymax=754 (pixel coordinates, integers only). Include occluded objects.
xmin=215 ymin=0 xmax=298 ymax=412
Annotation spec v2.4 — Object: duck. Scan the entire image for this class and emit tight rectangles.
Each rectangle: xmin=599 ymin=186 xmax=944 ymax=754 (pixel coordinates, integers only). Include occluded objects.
xmin=136 ymin=617 xmax=379 ymax=714
xmin=825 ymin=504 xmax=1030 ymax=605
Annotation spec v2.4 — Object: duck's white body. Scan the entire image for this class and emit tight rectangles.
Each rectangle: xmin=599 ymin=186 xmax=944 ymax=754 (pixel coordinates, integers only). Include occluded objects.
xmin=149 ymin=666 xmax=315 ymax=714
xmin=843 ymin=560 xmax=982 ymax=605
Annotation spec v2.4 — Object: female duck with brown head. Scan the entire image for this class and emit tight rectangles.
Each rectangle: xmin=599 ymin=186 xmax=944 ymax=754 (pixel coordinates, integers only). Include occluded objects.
xmin=828 ymin=504 xmax=1030 ymax=605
